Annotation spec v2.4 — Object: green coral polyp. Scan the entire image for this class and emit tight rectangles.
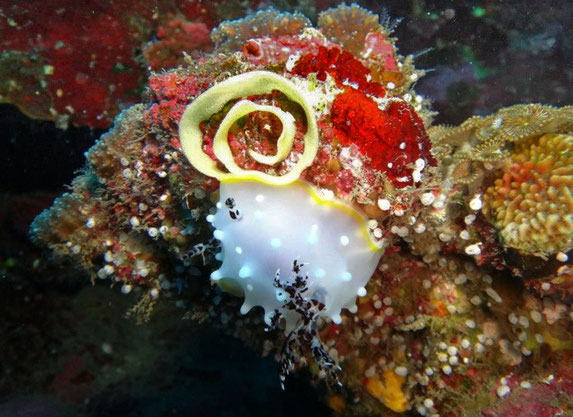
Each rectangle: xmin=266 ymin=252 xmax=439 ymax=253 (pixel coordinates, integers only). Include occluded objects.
xmin=178 ymin=70 xmax=319 ymax=184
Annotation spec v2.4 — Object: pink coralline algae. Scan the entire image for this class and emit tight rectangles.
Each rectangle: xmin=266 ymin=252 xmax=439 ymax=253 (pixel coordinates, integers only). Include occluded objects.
xmin=30 ymin=4 xmax=573 ymax=417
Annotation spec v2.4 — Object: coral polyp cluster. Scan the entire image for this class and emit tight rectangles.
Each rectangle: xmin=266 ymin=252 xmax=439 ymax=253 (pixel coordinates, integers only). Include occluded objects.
xmin=431 ymin=104 xmax=573 ymax=256
xmin=484 ymin=132 xmax=573 ymax=256
xmin=30 ymin=4 xmax=573 ymax=417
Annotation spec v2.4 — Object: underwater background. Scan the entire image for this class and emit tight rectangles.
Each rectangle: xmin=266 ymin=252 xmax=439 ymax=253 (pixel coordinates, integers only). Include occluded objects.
xmin=1 ymin=1 xmax=572 ymax=416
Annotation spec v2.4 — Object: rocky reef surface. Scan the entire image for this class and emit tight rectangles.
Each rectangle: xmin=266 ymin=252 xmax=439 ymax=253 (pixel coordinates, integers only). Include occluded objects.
xmin=2 ymin=2 xmax=573 ymax=417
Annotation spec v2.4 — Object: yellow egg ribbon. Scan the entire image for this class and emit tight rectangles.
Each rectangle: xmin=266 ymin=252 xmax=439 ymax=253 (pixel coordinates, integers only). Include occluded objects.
xmin=178 ymin=71 xmax=319 ymax=185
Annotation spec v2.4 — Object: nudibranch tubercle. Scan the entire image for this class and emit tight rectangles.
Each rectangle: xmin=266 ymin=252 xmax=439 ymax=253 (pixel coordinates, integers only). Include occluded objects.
xmin=178 ymin=71 xmax=383 ymax=329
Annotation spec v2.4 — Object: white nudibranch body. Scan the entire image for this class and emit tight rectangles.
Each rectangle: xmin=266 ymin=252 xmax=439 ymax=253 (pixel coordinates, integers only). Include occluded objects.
xmin=178 ymin=71 xmax=383 ymax=332
xmin=209 ymin=178 xmax=383 ymax=331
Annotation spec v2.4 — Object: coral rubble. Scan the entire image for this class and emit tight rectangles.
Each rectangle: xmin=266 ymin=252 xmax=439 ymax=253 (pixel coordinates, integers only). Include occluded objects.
xmin=31 ymin=4 xmax=573 ymax=417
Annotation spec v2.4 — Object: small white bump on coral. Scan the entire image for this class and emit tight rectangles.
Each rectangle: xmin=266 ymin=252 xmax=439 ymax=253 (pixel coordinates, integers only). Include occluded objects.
xmin=210 ymin=178 xmax=383 ymax=330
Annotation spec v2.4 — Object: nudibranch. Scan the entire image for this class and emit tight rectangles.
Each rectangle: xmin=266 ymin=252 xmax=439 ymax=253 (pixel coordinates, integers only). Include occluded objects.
xmin=179 ymin=71 xmax=384 ymax=330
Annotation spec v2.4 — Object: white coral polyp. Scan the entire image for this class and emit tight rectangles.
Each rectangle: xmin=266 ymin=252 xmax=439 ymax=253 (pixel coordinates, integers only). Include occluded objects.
xmin=209 ymin=178 xmax=383 ymax=330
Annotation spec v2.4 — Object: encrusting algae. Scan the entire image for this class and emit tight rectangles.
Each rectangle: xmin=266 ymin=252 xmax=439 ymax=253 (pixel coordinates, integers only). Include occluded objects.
xmin=365 ymin=368 xmax=408 ymax=413
xmin=30 ymin=4 xmax=573 ymax=417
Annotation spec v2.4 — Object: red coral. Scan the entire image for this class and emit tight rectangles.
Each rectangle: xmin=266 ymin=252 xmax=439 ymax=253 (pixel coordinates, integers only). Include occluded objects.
xmin=330 ymin=88 xmax=435 ymax=186
xmin=290 ymin=46 xmax=385 ymax=97
xmin=0 ymin=0 xmax=244 ymax=128
xmin=335 ymin=169 xmax=356 ymax=196
xmin=179 ymin=0 xmax=220 ymax=30
xmin=0 ymin=0 xmax=161 ymax=128
xmin=144 ymin=18 xmax=213 ymax=71
xmin=144 ymin=72 xmax=212 ymax=132
xmin=148 ymin=72 xmax=209 ymax=102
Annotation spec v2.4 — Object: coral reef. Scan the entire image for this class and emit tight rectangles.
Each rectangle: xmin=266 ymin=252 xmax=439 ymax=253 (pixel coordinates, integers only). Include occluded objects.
xmin=144 ymin=17 xmax=213 ymax=72
xmin=30 ymin=4 xmax=573 ymax=417
xmin=431 ymin=104 xmax=573 ymax=257
xmin=0 ymin=0 xmax=260 ymax=128
xmin=1 ymin=0 xmax=156 ymax=128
